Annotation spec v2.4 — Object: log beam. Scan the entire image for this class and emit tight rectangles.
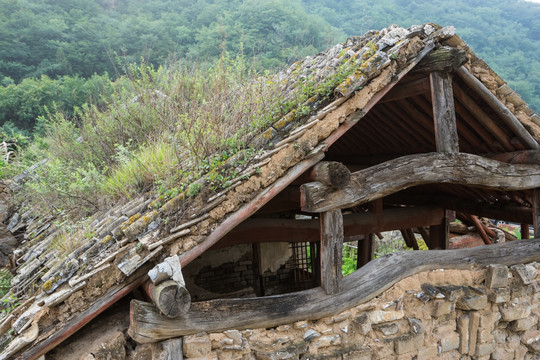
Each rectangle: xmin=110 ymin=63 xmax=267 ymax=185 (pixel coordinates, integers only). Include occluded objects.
xmin=431 ymin=71 xmax=459 ymax=152
xmin=320 ymin=210 xmax=343 ymax=295
xmin=144 ymin=256 xmax=191 ymax=319
xmin=213 ymin=206 xmax=444 ymax=248
xmin=304 ymin=162 xmax=351 ymax=188
xmin=388 ymin=192 xmax=533 ymax=225
xmin=300 ymin=152 xmax=540 ymax=213
xmin=129 ymin=239 xmax=540 ymax=343
xmin=412 ymin=46 xmax=468 ymax=74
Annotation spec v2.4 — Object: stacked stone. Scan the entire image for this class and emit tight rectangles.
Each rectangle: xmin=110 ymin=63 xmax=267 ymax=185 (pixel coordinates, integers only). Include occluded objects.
xmin=147 ymin=264 xmax=540 ymax=360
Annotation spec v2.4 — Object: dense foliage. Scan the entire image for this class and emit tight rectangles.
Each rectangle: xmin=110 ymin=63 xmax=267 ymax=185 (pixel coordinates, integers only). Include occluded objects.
xmin=1 ymin=0 xmax=539 ymax=132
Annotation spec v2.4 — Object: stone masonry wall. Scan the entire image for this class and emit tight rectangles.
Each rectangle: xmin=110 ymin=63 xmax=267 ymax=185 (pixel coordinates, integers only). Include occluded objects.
xmin=170 ymin=262 xmax=540 ymax=360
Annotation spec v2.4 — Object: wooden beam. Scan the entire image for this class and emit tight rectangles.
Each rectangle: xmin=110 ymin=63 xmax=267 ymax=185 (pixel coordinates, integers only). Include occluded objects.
xmin=358 ymin=233 xmax=373 ymax=268
xmin=213 ymin=206 xmax=444 ymax=248
xmin=483 ymin=150 xmax=540 ymax=165
xmin=388 ymin=192 xmax=533 ymax=225
xmin=379 ymin=77 xmax=430 ymax=103
xmin=179 ymin=148 xmax=325 ymax=267
xmin=301 ymin=152 xmax=540 ymax=213
xmin=431 ymin=71 xmax=459 ymax=152
xmin=456 ymin=66 xmax=540 ymax=150
xmin=308 ymin=162 xmax=351 ymax=188
xmin=129 ymin=239 xmax=540 ymax=343
xmin=412 ymin=46 xmax=468 ymax=74
xmin=320 ymin=210 xmax=343 ymax=295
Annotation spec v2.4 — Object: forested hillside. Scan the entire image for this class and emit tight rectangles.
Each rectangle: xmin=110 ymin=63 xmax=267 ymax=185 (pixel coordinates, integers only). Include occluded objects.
xmin=0 ymin=0 xmax=539 ymax=131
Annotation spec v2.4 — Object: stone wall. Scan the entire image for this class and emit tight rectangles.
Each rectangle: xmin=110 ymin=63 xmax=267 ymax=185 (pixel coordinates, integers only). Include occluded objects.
xmin=152 ymin=262 xmax=540 ymax=360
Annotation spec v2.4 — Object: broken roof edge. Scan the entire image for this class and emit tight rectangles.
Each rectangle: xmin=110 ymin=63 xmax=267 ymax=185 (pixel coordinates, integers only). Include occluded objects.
xmin=3 ymin=22 xmax=540 ymax=360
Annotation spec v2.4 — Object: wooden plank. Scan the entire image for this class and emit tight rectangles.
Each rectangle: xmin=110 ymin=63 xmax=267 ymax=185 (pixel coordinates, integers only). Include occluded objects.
xmin=213 ymin=206 xmax=444 ymax=248
xmin=456 ymin=66 xmax=540 ymax=150
xmin=179 ymin=147 xmax=325 ymax=267
xmin=129 ymin=238 xmax=540 ymax=343
xmin=320 ymin=210 xmax=343 ymax=295
xmin=431 ymin=71 xmax=459 ymax=152
xmin=301 ymin=152 xmax=540 ymax=213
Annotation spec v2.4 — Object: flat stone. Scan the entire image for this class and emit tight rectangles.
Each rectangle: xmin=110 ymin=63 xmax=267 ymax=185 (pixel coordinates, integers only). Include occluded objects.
xmin=510 ymin=264 xmax=537 ymax=285
xmin=487 ymin=287 xmax=511 ymax=303
xmin=499 ymin=302 xmax=532 ymax=321
xmin=457 ymin=314 xmax=469 ymax=354
xmin=456 ymin=294 xmax=488 ymax=311
xmin=369 ymin=310 xmax=404 ymax=324
xmin=395 ymin=334 xmax=424 ymax=355
xmin=417 ymin=344 xmax=438 ymax=360
xmin=476 ymin=340 xmax=496 ymax=357
xmin=437 ymin=285 xmax=464 ymax=301
xmin=510 ymin=315 xmax=538 ymax=332
xmin=432 ymin=299 xmax=455 ymax=317
xmin=408 ymin=318 xmax=424 ymax=334
xmin=183 ymin=333 xmax=212 ymax=358
xmin=440 ymin=332 xmax=460 ymax=353
xmin=485 ymin=265 xmax=508 ymax=289
xmin=373 ymin=322 xmax=398 ymax=336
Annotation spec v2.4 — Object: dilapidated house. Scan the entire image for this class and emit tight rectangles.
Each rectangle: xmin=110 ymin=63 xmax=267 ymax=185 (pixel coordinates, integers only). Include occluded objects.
xmin=3 ymin=23 xmax=540 ymax=359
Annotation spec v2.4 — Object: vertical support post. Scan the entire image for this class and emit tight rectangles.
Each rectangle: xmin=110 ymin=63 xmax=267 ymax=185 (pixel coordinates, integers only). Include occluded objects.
xmin=320 ymin=209 xmax=343 ymax=295
xmin=521 ymin=224 xmax=530 ymax=240
xmin=429 ymin=210 xmax=449 ymax=249
xmin=431 ymin=71 xmax=459 ymax=153
xmin=358 ymin=234 xmax=373 ymax=269
xmin=534 ymin=189 xmax=540 ymax=238
xmin=252 ymin=243 xmax=264 ymax=296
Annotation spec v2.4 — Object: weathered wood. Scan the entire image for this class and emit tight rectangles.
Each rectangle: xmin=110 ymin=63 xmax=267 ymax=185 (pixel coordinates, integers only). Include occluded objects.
xmin=431 ymin=71 xmax=459 ymax=152
xmin=143 ymin=280 xmax=191 ymax=319
xmin=145 ymin=255 xmax=191 ymax=318
xmin=456 ymin=66 xmax=540 ymax=150
xmin=388 ymin=192 xmax=533 ymax=225
xmin=129 ymin=239 xmax=540 ymax=343
xmin=179 ymin=147 xmax=326 ymax=267
xmin=358 ymin=233 xmax=373 ymax=268
xmin=413 ymin=47 xmax=468 ymax=74
xmin=301 ymin=152 xmax=540 ymax=213
xmin=522 ymin=224 xmax=530 ymax=240
xmin=320 ymin=210 xmax=343 ymax=295
xmin=380 ymin=77 xmax=430 ymax=103
xmin=484 ymin=150 xmax=540 ymax=165
xmin=213 ymin=206 xmax=444 ymax=248
xmin=309 ymin=162 xmax=351 ymax=188
xmin=469 ymin=214 xmax=492 ymax=245
xmin=534 ymin=189 xmax=540 ymax=238
xmin=0 ymin=323 xmax=39 ymax=360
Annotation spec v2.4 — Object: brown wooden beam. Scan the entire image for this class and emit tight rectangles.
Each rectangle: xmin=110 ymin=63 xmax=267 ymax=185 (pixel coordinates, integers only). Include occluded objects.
xmin=388 ymin=192 xmax=533 ymax=224
xmin=301 ymin=152 xmax=540 ymax=213
xmin=320 ymin=210 xmax=343 ymax=295
xmin=129 ymin=239 xmax=540 ymax=343
xmin=431 ymin=71 xmax=459 ymax=152
xmin=213 ymin=206 xmax=445 ymax=249
xmin=379 ymin=77 xmax=430 ymax=103
xmin=412 ymin=46 xmax=468 ymax=74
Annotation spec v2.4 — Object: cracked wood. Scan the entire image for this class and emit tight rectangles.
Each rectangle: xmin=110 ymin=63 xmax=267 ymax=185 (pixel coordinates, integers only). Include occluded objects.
xmin=301 ymin=152 xmax=540 ymax=213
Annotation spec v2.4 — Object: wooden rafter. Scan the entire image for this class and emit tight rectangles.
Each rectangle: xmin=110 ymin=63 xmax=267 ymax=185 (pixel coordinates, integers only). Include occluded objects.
xmin=431 ymin=71 xmax=459 ymax=152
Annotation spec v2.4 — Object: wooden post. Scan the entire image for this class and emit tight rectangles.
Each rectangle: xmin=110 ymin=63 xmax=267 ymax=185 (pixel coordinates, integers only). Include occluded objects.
xmin=521 ymin=224 xmax=530 ymax=240
xmin=320 ymin=210 xmax=343 ymax=295
xmin=430 ymin=210 xmax=449 ymax=249
xmin=430 ymin=71 xmax=459 ymax=153
xmin=534 ymin=189 xmax=540 ymax=238
xmin=358 ymin=234 xmax=373 ymax=269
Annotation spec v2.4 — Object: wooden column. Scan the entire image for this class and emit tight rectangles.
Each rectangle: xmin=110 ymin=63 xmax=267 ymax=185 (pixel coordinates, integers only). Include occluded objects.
xmin=521 ymin=224 xmax=530 ymax=240
xmin=320 ymin=210 xmax=343 ymax=295
xmin=358 ymin=233 xmax=373 ymax=269
xmin=430 ymin=71 xmax=459 ymax=153
xmin=429 ymin=211 xmax=449 ymax=249
xmin=534 ymin=189 xmax=540 ymax=238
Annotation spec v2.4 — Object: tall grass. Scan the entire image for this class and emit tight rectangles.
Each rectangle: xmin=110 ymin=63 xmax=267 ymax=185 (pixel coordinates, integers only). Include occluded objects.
xmin=15 ymin=55 xmax=285 ymax=220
